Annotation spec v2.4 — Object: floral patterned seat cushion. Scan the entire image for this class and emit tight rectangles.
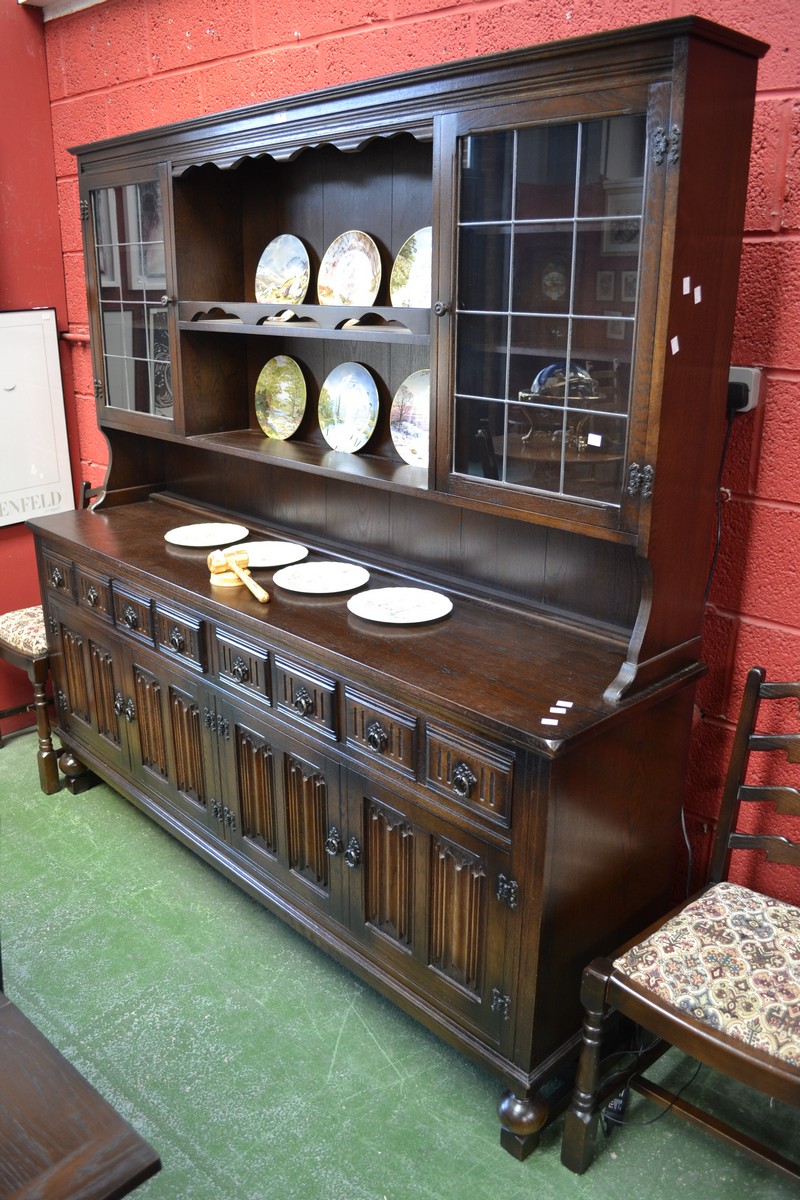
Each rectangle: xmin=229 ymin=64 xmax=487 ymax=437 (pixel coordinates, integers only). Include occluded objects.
xmin=0 ymin=605 xmax=48 ymax=657
xmin=614 ymin=880 xmax=800 ymax=1067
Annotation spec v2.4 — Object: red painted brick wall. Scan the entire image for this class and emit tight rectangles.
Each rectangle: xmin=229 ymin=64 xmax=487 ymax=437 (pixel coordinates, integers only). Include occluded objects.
xmin=14 ymin=0 xmax=800 ymax=900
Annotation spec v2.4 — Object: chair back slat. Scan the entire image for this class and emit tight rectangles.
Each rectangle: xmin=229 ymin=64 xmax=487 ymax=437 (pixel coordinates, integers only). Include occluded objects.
xmin=709 ymin=666 xmax=800 ymax=884
xmin=728 ymin=832 xmax=800 ymax=867
xmin=738 ymin=784 xmax=800 ymax=816
xmin=749 ymin=732 xmax=800 ymax=762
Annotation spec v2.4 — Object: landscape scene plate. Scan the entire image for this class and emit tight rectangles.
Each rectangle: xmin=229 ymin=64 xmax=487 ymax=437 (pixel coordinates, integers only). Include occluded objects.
xmin=347 ymin=587 xmax=453 ymax=625
xmin=228 ymin=541 xmax=308 ymax=569
xmin=318 ymin=230 xmax=381 ymax=306
xmin=389 ymin=227 xmax=432 ymax=308
xmin=318 ymin=362 xmax=379 ymax=453
xmin=255 ymin=234 xmax=310 ymax=305
xmin=390 ymin=369 xmax=430 ymax=467
xmin=272 ymin=561 xmax=370 ymax=594
xmin=164 ymin=522 xmax=249 ymax=548
xmin=255 ymin=355 xmax=306 ymax=440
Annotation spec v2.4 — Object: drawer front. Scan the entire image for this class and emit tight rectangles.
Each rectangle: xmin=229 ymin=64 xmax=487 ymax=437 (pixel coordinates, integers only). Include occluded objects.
xmin=76 ymin=567 xmax=112 ymax=620
xmin=425 ymin=727 xmax=514 ymax=830
xmin=215 ymin=629 xmax=270 ymax=702
xmin=155 ymin=604 xmax=206 ymax=672
xmin=41 ymin=548 xmax=74 ymax=599
xmin=274 ymin=654 xmax=337 ymax=738
xmin=344 ymin=687 xmax=417 ymax=777
xmin=112 ymin=584 xmax=154 ymax=645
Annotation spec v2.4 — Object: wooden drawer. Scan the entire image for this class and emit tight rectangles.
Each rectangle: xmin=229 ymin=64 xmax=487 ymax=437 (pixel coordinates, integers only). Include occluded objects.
xmin=274 ymin=653 xmax=337 ymax=739
xmin=41 ymin=548 xmax=73 ymax=599
xmin=112 ymin=583 xmax=154 ymax=645
xmin=215 ymin=628 xmax=270 ymax=702
xmin=344 ymin=686 xmax=417 ymax=777
xmin=76 ymin=566 xmax=112 ymax=620
xmin=155 ymin=603 xmax=206 ymax=672
xmin=425 ymin=726 xmax=514 ymax=830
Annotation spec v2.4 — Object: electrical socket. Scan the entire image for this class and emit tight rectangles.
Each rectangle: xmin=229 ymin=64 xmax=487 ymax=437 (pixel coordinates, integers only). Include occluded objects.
xmin=728 ymin=366 xmax=762 ymax=413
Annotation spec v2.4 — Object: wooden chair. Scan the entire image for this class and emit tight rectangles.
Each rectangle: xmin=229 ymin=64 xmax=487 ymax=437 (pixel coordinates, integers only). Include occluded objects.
xmin=0 ymin=604 xmax=60 ymax=794
xmin=561 ymin=665 xmax=800 ymax=1181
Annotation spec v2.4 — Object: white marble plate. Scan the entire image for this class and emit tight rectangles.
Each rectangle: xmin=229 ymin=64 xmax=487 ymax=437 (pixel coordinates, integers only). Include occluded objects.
xmin=255 ymin=234 xmax=310 ymax=305
xmin=317 ymin=230 xmax=381 ymax=306
xmin=228 ymin=541 xmax=308 ymax=569
xmin=390 ymin=369 xmax=430 ymax=467
xmin=389 ymin=227 xmax=432 ymax=308
xmin=164 ymin=522 xmax=249 ymax=547
xmin=347 ymin=587 xmax=452 ymax=624
xmin=272 ymin=561 xmax=370 ymax=594
xmin=318 ymin=362 xmax=379 ymax=453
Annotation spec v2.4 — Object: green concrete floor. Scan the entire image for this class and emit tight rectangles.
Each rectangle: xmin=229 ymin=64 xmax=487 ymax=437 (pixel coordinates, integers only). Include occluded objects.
xmin=1 ymin=727 xmax=797 ymax=1200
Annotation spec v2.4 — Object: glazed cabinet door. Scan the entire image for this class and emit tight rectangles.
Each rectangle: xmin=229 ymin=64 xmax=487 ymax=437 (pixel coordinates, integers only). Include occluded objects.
xmin=435 ymin=81 xmax=673 ymax=539
xmin=80 ymin=164 xmax=176 ymax=431
xmin=339 ymin=771 xmax=517 ymax=1049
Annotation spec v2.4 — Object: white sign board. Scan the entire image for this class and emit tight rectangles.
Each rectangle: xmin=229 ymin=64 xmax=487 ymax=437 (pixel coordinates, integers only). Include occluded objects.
xmin=0 ymin=309 xmax=74 ymax=526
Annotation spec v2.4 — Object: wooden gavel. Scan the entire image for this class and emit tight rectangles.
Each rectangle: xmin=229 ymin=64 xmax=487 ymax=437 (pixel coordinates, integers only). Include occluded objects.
xmin=207 ymin=549 xmax=270 ymax=604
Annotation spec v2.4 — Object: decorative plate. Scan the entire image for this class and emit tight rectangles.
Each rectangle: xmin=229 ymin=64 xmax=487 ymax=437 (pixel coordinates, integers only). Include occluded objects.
xmin=317 ymin=231 xmax=381 ymax=306
xmin=254 ymin=355 xmax=307 ymax=440
xmin=318 ymin=362 xmax=379 ymax=453
xmin=272 ymin=561 xmax=370 ymax=594
xmin=347 ymin=587 xmax=453 ymax=625
xmin=389 ymin=227 xmax=432 ymax=308
xmin=164 ymin=522 xmax=249 ymax=548
xmin=228 ymin=541 xmax=308 ymax=569
xmin=255 ymin=234 xmax=310 ymax=305
xmin=390 ymin=370 xmax=430 ymax=467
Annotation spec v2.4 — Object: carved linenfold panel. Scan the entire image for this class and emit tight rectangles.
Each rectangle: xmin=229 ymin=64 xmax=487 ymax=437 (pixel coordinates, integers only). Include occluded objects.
xmin=237 ymin=729 xmax=277 ymax=851
xmin=429 ymin=837 xmax=486 ymax=994
xmin=62 ymin=628 xmax=90 ymax=723
xmin=89 ymin=642 xmax=120 ymax=745
xmin=285 ymin=755 xmax=329 ymax=887
xmin=169 ymin=687 xmax=205 ymax=802
xmin=365 ymin=801 xmax=414 ymax=946
xmin=133 ymin=666 xmax=168 ymax=778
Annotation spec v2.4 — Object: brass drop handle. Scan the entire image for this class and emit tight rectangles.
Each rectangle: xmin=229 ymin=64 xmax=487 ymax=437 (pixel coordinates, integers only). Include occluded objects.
xmin=344 ymin=836 xmax=361 ymax=869
xmin=366 ymin=720 xmax=388 ymax=753
xmin=452 ymin=761 xmax=477 ymax=798
xmin=231 ymin=656 xmax=250 ymax=684
xmin=114 ymin=691 xmax=125 ymax=716
xmin=324 ymin=827 xmax=343 ymax=857
xmin=293 ymin=686 xmax=314 ymax=717
xmin=86 ymin=585 xmax=99 ymax=607
xmin=124 ymin=698 xmax=136 ymax=723
xmin=50 ymin=566 xmax=65 ymax=589
xmin=168 ymin=626 xmax=185 ymax=653
xmin=123 ymin=605 xmax=138 ymax=630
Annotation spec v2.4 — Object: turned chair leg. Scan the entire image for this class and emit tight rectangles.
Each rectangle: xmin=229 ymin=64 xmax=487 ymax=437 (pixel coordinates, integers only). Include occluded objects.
xmin=29 ymin=661 xmax=60 ymax=795
xmin=561 ymin=959 xmax=613 ymax=1174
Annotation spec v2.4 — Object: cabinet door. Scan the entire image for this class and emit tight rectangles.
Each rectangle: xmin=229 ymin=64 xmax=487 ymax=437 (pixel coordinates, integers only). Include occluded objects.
xmin=342 ymin=773 xmax=515 ymax=1048
xmin=216 ymin=703 xmax=346 ymax=927
xmin=47 ymin=600 xmax=131 ymax=778
xmin=82 ymin=166 xmax=175 ymax=429
xmin=435 ymin=82 xmax=672 ymax=538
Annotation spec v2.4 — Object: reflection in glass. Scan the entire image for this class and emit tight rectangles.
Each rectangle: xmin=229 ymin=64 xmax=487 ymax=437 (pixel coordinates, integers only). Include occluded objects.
xmin=453 ymin=113 xmax=646 ymax=509
xmin=91 ymin=181 xmax=172 ymax=418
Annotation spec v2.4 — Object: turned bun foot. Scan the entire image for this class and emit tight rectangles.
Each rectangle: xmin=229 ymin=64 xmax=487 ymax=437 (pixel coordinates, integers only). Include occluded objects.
xmin=498 ymin=1088 xmax=549 ymax=1160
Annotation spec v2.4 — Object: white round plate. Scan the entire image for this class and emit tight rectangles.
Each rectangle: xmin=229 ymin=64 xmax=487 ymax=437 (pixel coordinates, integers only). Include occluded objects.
xmin=228 ymin=541 xmax=309 ymax=569
xmin=272 ymin=561 xmax=370 ymax=595
xmin=318 ymin=362 xmax=379 ymax=453
xmin=390 ymin=369 xmax=430 ymax=467
xmin=254 ymin=355 xmax=307 ymax=440
xmin=347 ymin=587 xmax=453 ymax=625
xmin=317 ymin=230 xmax=381 ymax=306
xmin=164 ymin=522 xmax=249 ymax=548
xmin=255 ymin=234 xmax=310 ymax=305
xmin=390 ymin=227 xmax=432 ymax=308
